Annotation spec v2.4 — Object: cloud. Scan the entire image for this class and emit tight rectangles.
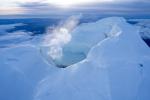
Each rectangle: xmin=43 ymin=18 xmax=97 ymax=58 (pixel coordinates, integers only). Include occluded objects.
xmin=19 ymin=2 xmax=49 ymax=8
xmin=0 ymin=0 xmax=150 ymax=17
xmin=43 ymin=15 xmax=81 ymax=60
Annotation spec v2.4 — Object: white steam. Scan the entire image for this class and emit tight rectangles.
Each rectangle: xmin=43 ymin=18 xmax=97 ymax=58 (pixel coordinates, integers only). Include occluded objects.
xmin=44 ymin=15 xmax=81 ymax=60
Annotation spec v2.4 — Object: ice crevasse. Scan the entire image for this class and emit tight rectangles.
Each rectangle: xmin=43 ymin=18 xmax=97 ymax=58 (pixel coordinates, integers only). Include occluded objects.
xmin=35 ymin=17 xmax=150 ymax=100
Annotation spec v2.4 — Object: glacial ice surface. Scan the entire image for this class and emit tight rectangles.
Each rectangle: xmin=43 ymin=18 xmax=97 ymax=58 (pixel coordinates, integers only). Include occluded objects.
xmin=0 ymin=17 xmax=150 ymax=100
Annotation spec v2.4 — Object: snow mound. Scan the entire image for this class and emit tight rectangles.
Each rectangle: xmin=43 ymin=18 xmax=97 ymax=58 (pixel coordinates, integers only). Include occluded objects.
xmin=35 ymin=17 xmax=150 ymax=100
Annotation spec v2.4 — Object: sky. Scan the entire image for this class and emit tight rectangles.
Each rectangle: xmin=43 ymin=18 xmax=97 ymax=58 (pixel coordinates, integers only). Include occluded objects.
xmin=0 ymin=0 xmax=150 ymax=18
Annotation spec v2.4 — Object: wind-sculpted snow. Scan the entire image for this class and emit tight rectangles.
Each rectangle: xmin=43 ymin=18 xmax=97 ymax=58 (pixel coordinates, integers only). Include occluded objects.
xmin=34 ymin=17 xmax=150 ymax=100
